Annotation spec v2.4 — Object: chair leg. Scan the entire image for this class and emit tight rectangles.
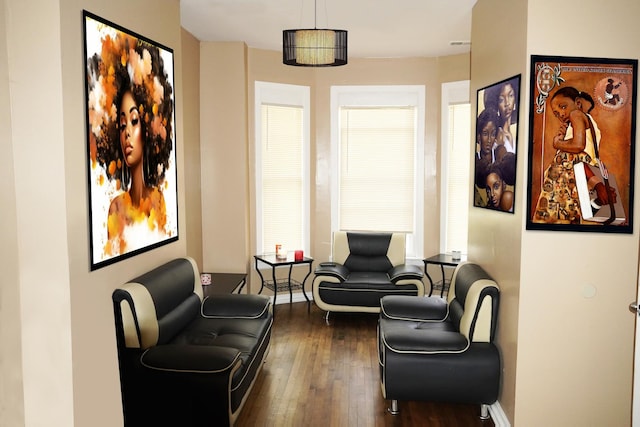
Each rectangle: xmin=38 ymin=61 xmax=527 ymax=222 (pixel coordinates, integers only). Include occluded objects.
xmin=387 ymin=400 xmax=399 ymax=415
xmin=479 ymin=403 xmax=489 ymax=420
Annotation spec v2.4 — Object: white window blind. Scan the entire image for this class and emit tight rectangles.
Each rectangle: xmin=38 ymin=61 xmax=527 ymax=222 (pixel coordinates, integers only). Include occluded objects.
xmin=331 ymin=85 xmax=425 ymax=258
xmin=440 ymin=80 xmax=470 ymax=255
xmin=255 ymin=81 xmax=310 ymax=255
xmin=444 ymin=103 xmax=471 ymax=253
xmin=339 ymin=106 xmax=416 ymax=231
xmin=260 ymin=104 xmax=304 ymax=253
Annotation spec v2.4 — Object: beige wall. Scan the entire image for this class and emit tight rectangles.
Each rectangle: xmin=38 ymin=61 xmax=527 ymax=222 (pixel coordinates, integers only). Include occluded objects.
xmin=0 ymin=0 xmax=26 ymax=424
xmin=200 ymin=42 xmax=251 ymax=275
xmin=472 ymin=0 xmax=640 ymax=426
xmin=182 ymin=28 xmax=204 ymax=269
xmin=519 ymin=0 xmax=639 ymax=425
xmin=470 ymin=0 xmax=527 ymax=423
xmin=3 ymin=0 xmax=188 ymax=425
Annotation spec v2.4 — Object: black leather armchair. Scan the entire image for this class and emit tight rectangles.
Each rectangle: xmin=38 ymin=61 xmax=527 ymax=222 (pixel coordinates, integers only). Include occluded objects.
xmin=312 ymin=231 xmax=425 ymax=314
xmin=378 ymin=262 xmax=500 ymax=419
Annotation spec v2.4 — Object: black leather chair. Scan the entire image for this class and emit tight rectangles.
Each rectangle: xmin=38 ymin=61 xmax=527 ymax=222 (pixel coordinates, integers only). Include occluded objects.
xmin=378 ymin=262 xmax=500 ymax=419
xmin=312 ymin=231 xmax=424 ymax=314
xmin=112 ymin=257 xmax=273 ymax=426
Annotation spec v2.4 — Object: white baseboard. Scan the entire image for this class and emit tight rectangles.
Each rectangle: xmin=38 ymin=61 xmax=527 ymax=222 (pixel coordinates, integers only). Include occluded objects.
xmin=489 ymin=401 xmax=511 ymax=427
xmin=272 ymin=291 xmax=313 ymax=305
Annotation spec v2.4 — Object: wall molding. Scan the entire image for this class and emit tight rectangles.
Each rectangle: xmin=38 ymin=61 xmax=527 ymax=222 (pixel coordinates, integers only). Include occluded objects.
xmin=489 ymin=401 xmax=511 ymax=427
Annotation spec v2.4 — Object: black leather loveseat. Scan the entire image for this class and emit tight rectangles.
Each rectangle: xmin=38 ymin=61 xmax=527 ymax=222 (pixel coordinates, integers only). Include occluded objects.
xmin=312 ymin=231 xmax=425 ymax=313
xmin=112 ymin=257 xmax=272 ymax=426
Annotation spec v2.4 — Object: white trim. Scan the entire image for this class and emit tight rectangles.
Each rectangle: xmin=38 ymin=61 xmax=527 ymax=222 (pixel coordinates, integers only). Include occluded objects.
xmin=272 ymin=292 xmax=313 ymax=305
xmin=330 ymin=85 xmax=425 ymax=258
xmin=489 ymin=400 xmax=511 ymax=427
xmin=439 ymin=80 xmax=470 ymax=254
xmin=254 ymin=81 xmax=311 ymax=255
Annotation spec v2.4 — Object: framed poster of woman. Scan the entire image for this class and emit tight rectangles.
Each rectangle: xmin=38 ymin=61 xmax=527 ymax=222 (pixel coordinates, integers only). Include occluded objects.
xmin=526 ymin=55 xmax=637 ymax=233
xmin=474 ymin=75 xmax=520 ymax=213
xmin=83 ymin=11 xmax=179 ymax=269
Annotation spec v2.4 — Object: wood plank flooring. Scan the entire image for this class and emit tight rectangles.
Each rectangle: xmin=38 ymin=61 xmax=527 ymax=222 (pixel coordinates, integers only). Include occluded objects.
xmin=236 ymin=302 xmax=496 ymax=427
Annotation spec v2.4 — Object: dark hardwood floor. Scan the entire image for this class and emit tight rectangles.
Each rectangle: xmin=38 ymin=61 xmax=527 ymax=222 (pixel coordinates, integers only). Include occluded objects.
xmin=236 ymin=302 xmax=496 ymax=427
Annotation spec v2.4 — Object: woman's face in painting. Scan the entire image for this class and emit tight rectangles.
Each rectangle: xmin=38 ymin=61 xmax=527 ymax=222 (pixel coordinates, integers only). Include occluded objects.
xmin=498 ymin=83 xmax=515 ymax=120
xmin=478 ymin=120 xmax=497 ymax=156
xmin=486 ymin=172 xmax=504 ymax=208
xmin=550 ymin=94 xmax=576 ymax=124
xmin=119 ymin=91 xmax=143 ymax=168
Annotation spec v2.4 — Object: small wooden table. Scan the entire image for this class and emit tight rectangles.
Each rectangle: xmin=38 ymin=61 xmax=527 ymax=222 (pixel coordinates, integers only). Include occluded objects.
xmin=201 ymin=272 xmax=247 ymax=297
xmin=423 ymin=253 xmax=466 ymax=297
xmin=253 ymin=254 xmax=313 ymax=305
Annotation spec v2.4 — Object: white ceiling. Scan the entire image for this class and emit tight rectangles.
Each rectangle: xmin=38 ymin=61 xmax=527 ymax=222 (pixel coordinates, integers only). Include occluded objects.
xmin=180 ymin=0 xmax=477 ymax=59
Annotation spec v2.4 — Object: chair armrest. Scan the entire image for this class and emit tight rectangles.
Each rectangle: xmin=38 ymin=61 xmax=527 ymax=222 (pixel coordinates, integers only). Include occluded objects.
xmin=379 ymin=319 xmax=469 ymax=353
xmin=314 ymin=262 xmax=349 ymax=281
xmin=388 ymin=264 xmax=423 ymax=283
xmin=380 ymin=295 xmax=448 ymax=321
xmin=141 ymin=344 xmax=241 ymax=373
xmin=201 ymin=294 xmax=271 ymax=319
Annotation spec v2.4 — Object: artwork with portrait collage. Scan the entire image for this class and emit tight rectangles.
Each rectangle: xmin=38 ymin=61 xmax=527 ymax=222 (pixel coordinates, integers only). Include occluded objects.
xmin=474 ymin=75 xmax=521 ymax=213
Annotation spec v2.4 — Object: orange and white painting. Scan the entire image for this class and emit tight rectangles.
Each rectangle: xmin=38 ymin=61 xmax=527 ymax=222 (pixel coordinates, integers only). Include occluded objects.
xmin=84 ymin=11 xmax=178 ymax=269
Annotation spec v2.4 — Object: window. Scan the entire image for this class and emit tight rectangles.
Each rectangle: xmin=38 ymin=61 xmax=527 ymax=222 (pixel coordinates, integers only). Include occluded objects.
xmin=440 ymin=81 xmax=470 ymax=254
xmin=331 ymin=86 xmax=425 ymax=258
xmin=254 ymin=82 xmax=310 ymax=255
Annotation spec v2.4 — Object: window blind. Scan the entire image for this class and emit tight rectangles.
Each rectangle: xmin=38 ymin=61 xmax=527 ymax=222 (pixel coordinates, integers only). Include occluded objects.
xmin=444 ymin=103 xmax=470 ymax=253
xmin=338 ymin=106 xmax=416 ymax=232
xmin=260 ymin=104 xmax=304 ymax=253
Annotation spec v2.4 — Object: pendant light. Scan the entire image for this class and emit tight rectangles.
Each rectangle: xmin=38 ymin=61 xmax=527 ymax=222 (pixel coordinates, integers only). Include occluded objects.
xmin=283 ymin=0 xmax=347 ymax=67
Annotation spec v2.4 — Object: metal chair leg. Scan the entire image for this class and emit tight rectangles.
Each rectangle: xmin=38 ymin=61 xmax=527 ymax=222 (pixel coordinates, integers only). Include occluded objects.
xmin=387 ymin=399 xmax=399 ymax=415
xmin=479 ymin=403 xmax=489 ymax=420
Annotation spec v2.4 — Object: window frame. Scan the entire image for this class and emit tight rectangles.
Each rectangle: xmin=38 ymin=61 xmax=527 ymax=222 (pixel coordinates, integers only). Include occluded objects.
xmin=440 ymin=80 xmax=470 ymax=255
xmin=330 ymin=85 xmax=425 ymax=258
xmin=254 ymin=81 xmax=311 ymax=255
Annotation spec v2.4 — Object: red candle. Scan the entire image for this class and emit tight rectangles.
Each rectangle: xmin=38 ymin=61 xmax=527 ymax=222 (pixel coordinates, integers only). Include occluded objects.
xmin=294 ymin=250 xmax=304 ymax=261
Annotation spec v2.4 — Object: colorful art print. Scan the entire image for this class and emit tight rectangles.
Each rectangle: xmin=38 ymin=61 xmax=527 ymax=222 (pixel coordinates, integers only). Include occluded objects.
xmin=526 ymin=55 xmax=637 ymax=233
xmin=83 ymin=11 xmax=178 ymax=270
xmin=473 ymin=75 xmax=521 ymax=213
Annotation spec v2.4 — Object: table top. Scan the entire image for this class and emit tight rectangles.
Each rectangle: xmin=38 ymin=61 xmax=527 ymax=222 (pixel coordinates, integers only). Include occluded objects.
xmin=424 ymin=253 xmax=466 ymax=266
xmin=201 ymin=272 xmax=246 ymax=295
xmin=254 ymin=254 xmax=313 ymax=266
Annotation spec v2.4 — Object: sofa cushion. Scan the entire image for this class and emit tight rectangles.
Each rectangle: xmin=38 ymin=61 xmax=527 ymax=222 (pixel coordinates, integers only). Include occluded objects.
xmin=380 ymin=295 xmax=448 ymax=322
xmin=344 ymin=271 xmax=391 ymax=286
xmin=379 ymin=318 xmax=468 ymax=353
xmin=141 ymin=344 xmax=240 ymax=373
xmin=202 ymin=294 xmax=271 ymax=319
xmin=316 ymin=280 xmax=420 ymax=308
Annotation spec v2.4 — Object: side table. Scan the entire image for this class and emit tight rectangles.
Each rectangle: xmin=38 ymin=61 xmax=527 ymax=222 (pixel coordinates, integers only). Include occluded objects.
xmin=253 ymin=254 xmax=313 ymax=305
xmin=201 ymin=272 xmax=247 ymax=298
xmin=423 ymin=253 xmax=466 ymax=297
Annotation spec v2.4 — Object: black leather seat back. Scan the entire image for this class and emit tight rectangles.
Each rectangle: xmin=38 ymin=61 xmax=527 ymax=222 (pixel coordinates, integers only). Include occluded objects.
xmin=113 ymin=257 xmax=203 ymax=349
xmin=447 ymin=262 xmax=499 ymax=343
xmin=343 ymin=232 xmax=394 ymax=272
